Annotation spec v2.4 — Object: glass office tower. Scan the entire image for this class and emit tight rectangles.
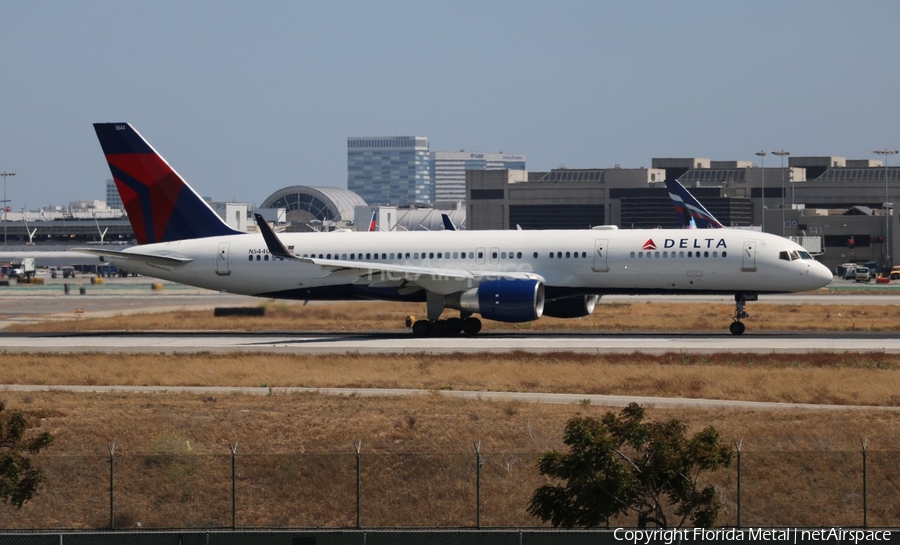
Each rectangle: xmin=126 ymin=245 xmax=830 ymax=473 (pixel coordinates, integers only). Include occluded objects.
xmin=347 ymin=137 xmax=432 ymax=205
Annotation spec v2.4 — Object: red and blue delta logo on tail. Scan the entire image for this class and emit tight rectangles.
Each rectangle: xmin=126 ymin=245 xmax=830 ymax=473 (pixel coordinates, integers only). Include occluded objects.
xmin=93 ymin=123 xmax=240 ymax=245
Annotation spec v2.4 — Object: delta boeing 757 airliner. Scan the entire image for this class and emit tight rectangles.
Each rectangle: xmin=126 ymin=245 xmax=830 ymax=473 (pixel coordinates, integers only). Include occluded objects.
xmin=79 ymin=123 xmax=833 ymax=336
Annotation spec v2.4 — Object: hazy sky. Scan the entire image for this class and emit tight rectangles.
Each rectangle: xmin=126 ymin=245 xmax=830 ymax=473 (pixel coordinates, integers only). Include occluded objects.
xmin=2 ymin=1 xmax=898 ymax=209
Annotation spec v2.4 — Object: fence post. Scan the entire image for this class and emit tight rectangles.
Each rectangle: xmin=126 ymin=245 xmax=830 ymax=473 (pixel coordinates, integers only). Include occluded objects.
xmin=230 ymin=442 xmax=238 ymax=530
xmin=862 ymin=438 xmax=868 ymax=529
xmin=733 ymin=439 xmax=742 ymax=529
xmin=355 ymin=440 xmax=362 ymax=529
xmin=108 ymin=442 xmax=115 ymax=530
xmin=474 ymin=440 xmax=482 ymax=528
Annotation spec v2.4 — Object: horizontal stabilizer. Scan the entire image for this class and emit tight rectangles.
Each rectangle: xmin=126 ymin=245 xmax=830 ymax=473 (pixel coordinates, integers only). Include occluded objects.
xmin=74 ymin=248 xmax=193 ymax=267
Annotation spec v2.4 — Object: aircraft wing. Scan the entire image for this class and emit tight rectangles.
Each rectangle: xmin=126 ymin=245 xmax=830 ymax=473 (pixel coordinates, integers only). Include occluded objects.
xmin=253 ymin=214 xmax=542 ymax=294
xmin=74 ymin=248 xmax=194 ymax=267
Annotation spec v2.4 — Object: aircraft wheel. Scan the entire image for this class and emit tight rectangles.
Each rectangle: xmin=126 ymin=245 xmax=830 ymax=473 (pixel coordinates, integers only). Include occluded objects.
xmin=431 ymin=320 xmax=451 ymax=337
xmin=445 ymin=317 xmax=463 ymax=335
xmin=462 ymin=317 xmax=482 ymax=336
xmin=412 ymin=320 xmax=432 ymax=337
xmin=729 ymin=321 xmax=746 ymax=335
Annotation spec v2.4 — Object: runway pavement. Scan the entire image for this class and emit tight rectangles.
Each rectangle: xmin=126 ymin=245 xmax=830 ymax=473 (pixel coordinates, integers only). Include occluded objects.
xmin=1 ymin=329 xmax=899 ymax=354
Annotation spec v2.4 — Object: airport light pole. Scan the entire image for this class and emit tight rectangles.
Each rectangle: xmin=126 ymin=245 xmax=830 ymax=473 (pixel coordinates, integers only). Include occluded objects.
xmin=755 ymin=151 xmax=766 ymax=232
xmin=1 ymin=171 xmax=15 ymax=251
xmin=874 ymin=149 xmax=898 ymax=265
xmin=772 ymin=150 xmax=790 ymax=236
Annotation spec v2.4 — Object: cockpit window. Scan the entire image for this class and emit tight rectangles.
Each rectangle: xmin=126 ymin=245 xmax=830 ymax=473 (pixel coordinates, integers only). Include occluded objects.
xmin=798 ymin=251 xmax=813 ymax=260
xmin=780 ymin=250 xmax=804 ymax=261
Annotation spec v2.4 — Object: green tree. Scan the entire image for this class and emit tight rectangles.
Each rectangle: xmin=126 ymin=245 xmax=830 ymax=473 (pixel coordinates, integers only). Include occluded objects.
xmin=0 ymin=401 xmax=53 ymax=508
xmin=528 ymin=403 xmax=732 ymax=529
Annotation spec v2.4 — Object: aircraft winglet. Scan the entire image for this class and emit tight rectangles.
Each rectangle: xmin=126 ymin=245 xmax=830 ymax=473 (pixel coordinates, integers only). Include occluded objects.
xmin=254 ymin=214 xmax=298 ymax=260
xmin=441 ymin=213 xmax=456 ymax=231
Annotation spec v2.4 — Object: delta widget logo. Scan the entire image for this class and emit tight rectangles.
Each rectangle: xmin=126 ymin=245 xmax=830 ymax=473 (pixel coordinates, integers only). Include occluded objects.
xmin=642 ymin=239 xmax=657 ymax=250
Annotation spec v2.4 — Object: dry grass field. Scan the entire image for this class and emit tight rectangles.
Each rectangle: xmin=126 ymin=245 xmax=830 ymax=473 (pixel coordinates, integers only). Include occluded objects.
xmin=6 ymin=298 xmax=900 ymax=333
xmin=2 ymin=391 xmax=900 ymax=529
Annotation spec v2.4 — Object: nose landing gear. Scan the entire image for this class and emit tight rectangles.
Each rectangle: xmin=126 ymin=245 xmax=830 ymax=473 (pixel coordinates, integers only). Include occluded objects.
xmin=730 ymin=292 xmax=757 ymax=335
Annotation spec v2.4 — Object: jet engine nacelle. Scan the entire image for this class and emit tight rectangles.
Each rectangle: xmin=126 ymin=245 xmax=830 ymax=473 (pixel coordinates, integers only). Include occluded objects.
xmin=456 ymin=279 xmax=545 ymax=323
xmin=542 ymin=295 xmax=600 ymax=318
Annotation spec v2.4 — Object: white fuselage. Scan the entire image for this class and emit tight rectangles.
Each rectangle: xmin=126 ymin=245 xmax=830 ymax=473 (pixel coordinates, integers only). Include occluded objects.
xmin=97 ymin=228 xmax=833 ymax=300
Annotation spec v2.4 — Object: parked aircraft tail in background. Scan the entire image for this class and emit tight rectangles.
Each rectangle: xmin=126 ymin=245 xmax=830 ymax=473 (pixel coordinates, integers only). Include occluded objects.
xmin=665 ymin=178 xmax=724 ymax=229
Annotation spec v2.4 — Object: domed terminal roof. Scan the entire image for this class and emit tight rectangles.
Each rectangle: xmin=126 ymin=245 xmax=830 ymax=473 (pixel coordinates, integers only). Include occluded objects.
xmin=260 ymin=186 xmax=367 ymax=223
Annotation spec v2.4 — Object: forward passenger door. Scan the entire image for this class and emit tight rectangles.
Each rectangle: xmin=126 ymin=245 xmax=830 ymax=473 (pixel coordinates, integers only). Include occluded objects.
xmin=592 ymin=239 xmax=609 ymax=272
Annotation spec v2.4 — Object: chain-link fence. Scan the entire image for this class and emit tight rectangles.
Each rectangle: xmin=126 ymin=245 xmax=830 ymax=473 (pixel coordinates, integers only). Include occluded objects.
xmin=1 ymin=447 xmax=899 ymax=530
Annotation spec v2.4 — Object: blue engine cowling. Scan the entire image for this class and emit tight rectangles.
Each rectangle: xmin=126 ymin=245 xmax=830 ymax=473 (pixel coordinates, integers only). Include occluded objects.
xmin=542 ymin=295 xmax=600 ymax=318
xmin=458 ymin=279 xmax=545 ymax=323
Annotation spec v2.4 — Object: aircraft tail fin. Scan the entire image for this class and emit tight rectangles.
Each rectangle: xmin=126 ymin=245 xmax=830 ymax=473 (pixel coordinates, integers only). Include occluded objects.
xmin=368 ymin=210 xmax=377 ymax=232
xmin=93 ymin=123 xmax=242 ymax=244
xmin=665 ymin=179 xmax=724 ymax=229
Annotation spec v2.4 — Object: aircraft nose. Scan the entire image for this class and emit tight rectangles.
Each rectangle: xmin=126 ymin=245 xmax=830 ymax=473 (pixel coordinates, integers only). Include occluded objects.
xmin=810 ymin=261 xmax=833 ymax=289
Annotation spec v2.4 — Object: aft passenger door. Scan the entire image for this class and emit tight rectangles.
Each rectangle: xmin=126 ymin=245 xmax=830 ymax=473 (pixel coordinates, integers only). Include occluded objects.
xmin=592 ymin=239 xmax=609 ymax=272
xmin=741 ymin=241 xmax=758 ymax=272
xmin=216 ymin=242 xmax=232 ymax=276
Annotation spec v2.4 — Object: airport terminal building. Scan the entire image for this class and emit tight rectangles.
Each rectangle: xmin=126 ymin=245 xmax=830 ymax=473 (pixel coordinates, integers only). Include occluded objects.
xmin=466 ymin=156 xmax=900 ymax=273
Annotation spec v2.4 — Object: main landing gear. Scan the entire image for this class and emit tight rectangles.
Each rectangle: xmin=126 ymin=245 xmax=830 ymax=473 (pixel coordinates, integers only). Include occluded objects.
xmin=730 ymin=292 xmax=757 ymax=335
xmin=408 ymin=315 xmax=482 ymax=337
